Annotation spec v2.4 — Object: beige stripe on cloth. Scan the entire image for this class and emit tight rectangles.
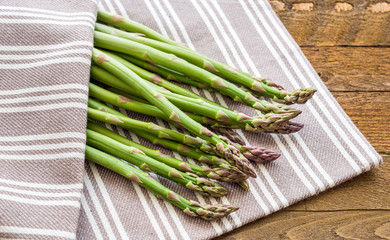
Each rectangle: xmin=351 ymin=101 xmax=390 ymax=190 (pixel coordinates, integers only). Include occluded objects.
xmin=0 ymin=0 xmax=382 ymax=240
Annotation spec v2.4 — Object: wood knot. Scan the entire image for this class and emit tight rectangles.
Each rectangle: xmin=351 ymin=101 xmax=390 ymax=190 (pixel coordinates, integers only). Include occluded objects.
xmin=334 ymin=2 xmax=353 ymax=12
xmin=292 ymin=3 xmax=314 ymax=11
xmin=368 ymin=2 xmax=390 ymax=13
xmin=270 ymin=1 xmax=285 ymax=11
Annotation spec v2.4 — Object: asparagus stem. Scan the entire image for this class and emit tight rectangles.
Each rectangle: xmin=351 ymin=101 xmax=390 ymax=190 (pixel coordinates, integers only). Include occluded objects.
xmin=87 ymin=121 xmax=245 ymax=182
xmin=97 ymin=10 xmax=179 ymax=46
xmin=95 ymin=22 xmax=316 ymax=104
xmin=91 ymin=48 xmax=256 ymax=178
xmin=90 ymin=66 xmax=297 ymax=130
xmin=87 ymin=106 xmax=205 ymax=148
xmin=86 ymin=145 xmax=238 ymax=220
xmin=87 ymin=129 xmax=227 ymax=197
xmin=117 ymin=53 xmax=213 ymax=91
xmin=93 ymin=31 xmax=300 ymax=117
xmin=87 ymin=101 xmax=248 ymax=179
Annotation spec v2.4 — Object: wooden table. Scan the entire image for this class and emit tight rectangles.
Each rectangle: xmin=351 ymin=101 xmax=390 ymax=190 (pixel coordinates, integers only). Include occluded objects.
xmin=217 ymin=1 xmax=390 ymax=239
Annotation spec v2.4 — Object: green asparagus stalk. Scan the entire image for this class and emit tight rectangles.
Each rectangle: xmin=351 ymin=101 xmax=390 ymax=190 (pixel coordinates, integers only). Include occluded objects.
xmin=95 ymin=22 xmax=316 ymax=104
xmin=87 ymin=101 xmax=248 ymax=178
xmin=86 ymin=145 xmax=238 ymax=220
xmin=93 ymin=31 xmax=300 ymax=117
xmin=89 ymin=81 xmax=303 ymax=135
xmin=91 ymin=48 xmax=256 ymax=178
xmin=87 ymin=121 xmax=246 ymax=182
xmin=101 ymin=50 xmax=217 ymax=106
xmin=117 ymin=53 xmax=213 ymax=91
xmin=90 ymin=66 xmax=297 ymax=130
xmin=97 ymin=10 xmax=181 ymax=46
xmin=87 ymin=106 xmax=205 ymax=148
xmin=87 ymin=129 xmax=228 ymax=197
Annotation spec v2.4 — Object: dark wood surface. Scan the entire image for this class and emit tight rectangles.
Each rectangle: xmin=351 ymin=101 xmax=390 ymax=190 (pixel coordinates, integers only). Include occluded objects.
xmin=217 ymin=1 xmax=390 ymax=239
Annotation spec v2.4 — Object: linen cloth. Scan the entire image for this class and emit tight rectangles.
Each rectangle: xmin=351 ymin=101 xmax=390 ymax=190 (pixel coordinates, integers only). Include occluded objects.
xmin=0 ymin=0 xmax=382 ymax=239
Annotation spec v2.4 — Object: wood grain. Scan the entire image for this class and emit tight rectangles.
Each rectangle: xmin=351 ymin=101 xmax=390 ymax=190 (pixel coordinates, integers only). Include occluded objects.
xmin=216 ymin=210 xmax=390 ymax=240
xmin=302 ymin=47 xmax=390 ymax=92
xmin=270 ymin=0 xmax=390 ymax=46
xmin=333 ymin=92 xmax=390 ymax=155
xmin=216 ymin=1 xmax=389 ymax=239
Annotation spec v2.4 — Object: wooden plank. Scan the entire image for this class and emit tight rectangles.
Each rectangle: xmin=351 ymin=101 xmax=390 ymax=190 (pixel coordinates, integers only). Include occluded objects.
xmin=332 ymin=92 xmax=390 ymax=155
xmin=269 ymin=0 xmax=390 ymax=46
xmin=301 ymin=47 xmax=390 ymax=92
xmin=289 ymin=156 xmax=390 ymax=211
xmin=216 ymin=210 xmax=390 ymax=239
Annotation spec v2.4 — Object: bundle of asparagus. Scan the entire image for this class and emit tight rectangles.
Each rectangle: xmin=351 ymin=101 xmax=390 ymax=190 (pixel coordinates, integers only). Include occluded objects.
xmin=85 ymin=9 xmax=316 ymax=221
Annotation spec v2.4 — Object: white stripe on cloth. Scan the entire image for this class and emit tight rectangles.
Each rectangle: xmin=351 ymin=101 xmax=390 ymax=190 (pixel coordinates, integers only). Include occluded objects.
xmin=237 ymin=0 xmax=362 ymax=174
xmin=0 ymin=178 xmax=83 ymax=190
xmin=0 ymin=226 xmax=75 ymax=239
xmin=0 ymin=57 xmax=91 ymax=70
xmin=190 ymin=0 xmax=291 ymax=207
xmin=153 ymin=0 xmax=242 ymax=231
xmin=97 ymin=2 xmax=173 ymax=239
xmin=0 ymin=102 xmax=87 ymax=113
xmin=113 ymin=106 xmax=182 ymax=240
xmin=207 ymin=0 xmax=334 ymax=188
xmin=102 ymin=0 xmax=193 ymax=236
xmin=0 ymin=12 xmax=95 ymax=24
xmin=0 ymin=142 xmax=85 ymax=151
xmin=0 ymin=132 xmax=85 ymax=142
xmin=99 ymin=105 xmax=167 ymax=240
xmin=0 ymin=93 xmax=87 ymax=105
xmin=0 ymin=6 xmax=95 ymax=19
xmin=0 ymin=49 xmax=92 ymax=61
xmin=81 ymin=193 xmax=105 ymax=240
xmin=0 ymin=193 xmax=80 ymax=207
xmin=246 ymin=0 xmax=371 ymax=169
xmin=0 ymin=19 xmax=94 ymax=29
xmin=256 ymin=0 xmax=379 ymax=166
xmin=0 ymin=185 xmax=80 ymax=198
xmin=0 ymin=83 xmax=88 ymax=96
xmin=199 ymin=0 xmax=330 ymax=195
xmin=0 ymin=151 xmax=85 ymax=160
xmin=84 ymin=172 xmax=117 ymax=240
xmin=0 ymin=41 xmax=92 ymax=52
xmin=89 ymin=163 xmax=130 ymax=240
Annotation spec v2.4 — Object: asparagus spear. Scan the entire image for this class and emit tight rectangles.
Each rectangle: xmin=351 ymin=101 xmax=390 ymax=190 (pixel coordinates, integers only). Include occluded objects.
xmin=95 ymin=22 xmax=316 ymax=104
xmin=87 ymin=121 xmax=246 ymax=182
xmin=87 ymin=107 xmax=206 ymax=148
xmin=87 ymin=101 xmax=248 ymax=179
xmin=117 ymin=53 xmax=213 ymax=91
xmin=87 ymin=129 xmax=228 ymax=197
xmin=93 ymin=31 xmax=300 ymax=117
xmin=101 ymin=50 xmax=217 ymax=106
xmin=97 ymin=10 xmax=180 ymax=46
xmin=91 ymin=48 xmax=256 ymax=178
xmin=86 ymin=145 xmax=238 ymax=220
xmin=90 ymin=66 xmax=297 ymax=129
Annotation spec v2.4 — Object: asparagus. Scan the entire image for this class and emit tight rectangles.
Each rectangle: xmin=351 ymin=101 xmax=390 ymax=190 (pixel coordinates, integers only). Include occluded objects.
xmin=87 ymin=100 xmax=248 ymax=177
xmin=95 ymin=22 xmax=316 ymax=104
xmin=91 ymin=48 xmax=256 ymax=178
xmin=87 ymin=129 xmax=227 ymax=197
xmin=101 ymin=50 xmax=217 ymax=106
xmin=212 ymin=127 xmax=245 ymax=146
xmin=90 ymin=67 xmax=297 ymax=130
xmin=87 ymin=106 xmax=206 ymax=148
xmin=117 ymin=53 xmax=213 ymax=91
xmin=93 ymin=31 xmax=300 ymax=117
xmin=87 ymin=121 xmax=246 ymax=182
xmin=97 ymin=10 xmax=181 ymax=46
xmin=86 ymin=145 xmax=238 ymax=220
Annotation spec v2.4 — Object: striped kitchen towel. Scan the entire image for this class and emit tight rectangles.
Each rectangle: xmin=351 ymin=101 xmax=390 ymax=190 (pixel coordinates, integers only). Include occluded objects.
xmin=0 ymin=0 xmax=382 ymax=239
